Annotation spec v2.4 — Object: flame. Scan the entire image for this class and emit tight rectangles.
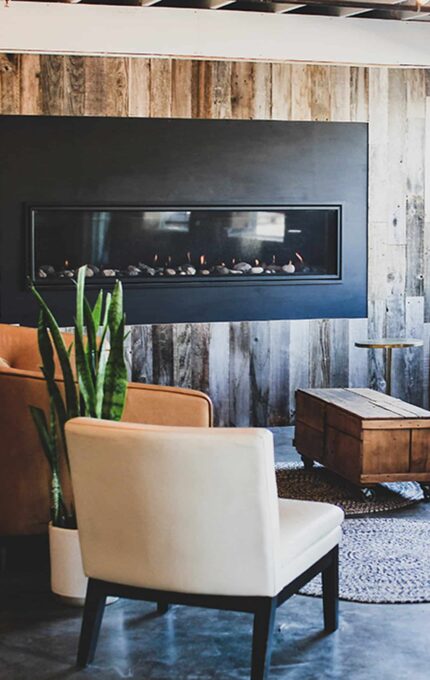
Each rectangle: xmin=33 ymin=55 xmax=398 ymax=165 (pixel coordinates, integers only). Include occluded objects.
xmin=254 ymin=259 xmax=259 ymax=266
xmin=200 ymin=255 xmax=206 ymax=266
xmin=232 ymin=257 xmax=236 ymax=266
xmin=153 ymin=254 xmax=158 ymax=264
xmin=295 ymin=252 xmax=304 ymax=263
xmin=64 ymin=259 xmax=69 ymax=268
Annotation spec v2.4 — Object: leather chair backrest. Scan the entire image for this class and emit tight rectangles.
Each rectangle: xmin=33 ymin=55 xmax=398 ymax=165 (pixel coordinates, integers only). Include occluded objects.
xmin=0 ymin=323 xmax=74 ymax=374
xmin=66 ymin=418 xmax=281 ymax=598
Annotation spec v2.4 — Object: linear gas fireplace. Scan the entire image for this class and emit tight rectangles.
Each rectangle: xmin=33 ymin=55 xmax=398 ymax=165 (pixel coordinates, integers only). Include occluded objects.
xmin=29 ymin=205 xmax=341 ymax=286
xmin=0 ymin=115 xmax=367 ymax=324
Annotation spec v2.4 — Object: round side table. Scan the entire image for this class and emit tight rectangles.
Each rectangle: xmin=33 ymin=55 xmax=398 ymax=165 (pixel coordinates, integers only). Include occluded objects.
xmin=354 ymin=338 xmax=424 ymax=395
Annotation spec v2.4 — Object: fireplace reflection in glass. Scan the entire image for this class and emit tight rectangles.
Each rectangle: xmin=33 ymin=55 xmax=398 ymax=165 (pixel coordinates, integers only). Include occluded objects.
xmin=29 ymin=206 xmax=341 ymax=283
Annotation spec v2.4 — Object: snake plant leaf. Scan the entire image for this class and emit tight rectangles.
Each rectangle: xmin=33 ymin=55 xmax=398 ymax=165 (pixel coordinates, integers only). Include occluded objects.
xmin=29 ymin=282 xmax=78 ymax=418
xmin=108 ymin=280 xmax=124 ymax=337
xmin=92 ymin=290 xmax=103 ymax=330
xmin=83 ymin=296 xmax=98 ymax=381
xmin=102 ymin=317 xmax=128 ymax=421
xmin=75 ymin=265 xmax=86 ymax=332
xmin=37 ymin=312 xmax=68 ymax=445
xmin=30 ymin=405 xmax=57 ymax=472
xmin=74 ymin=322 xmax=97 ymax=417
xmin=97 ymin=292 xmax=112 ymax=363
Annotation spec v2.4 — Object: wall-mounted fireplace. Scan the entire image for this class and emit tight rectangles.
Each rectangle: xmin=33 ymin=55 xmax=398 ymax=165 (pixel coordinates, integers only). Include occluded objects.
xmin=0 ymin=115 xmax=367 ymax=325
xmin=30 ymin=205 xmax=341 ymax=286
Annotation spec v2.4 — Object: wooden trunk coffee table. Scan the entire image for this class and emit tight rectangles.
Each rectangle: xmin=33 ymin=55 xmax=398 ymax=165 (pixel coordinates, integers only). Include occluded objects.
xmin=294 ymin=387 xmax=430 ymax=501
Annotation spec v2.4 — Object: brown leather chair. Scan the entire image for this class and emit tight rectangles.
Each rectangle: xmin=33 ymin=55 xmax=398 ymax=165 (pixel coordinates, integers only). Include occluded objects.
xmin=0 ymin=324 xmax=213 ymax=536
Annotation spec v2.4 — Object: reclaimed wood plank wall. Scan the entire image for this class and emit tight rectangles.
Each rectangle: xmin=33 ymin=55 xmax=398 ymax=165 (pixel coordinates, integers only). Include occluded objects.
xmin=1 ymin=54 xmax=429 ymax=424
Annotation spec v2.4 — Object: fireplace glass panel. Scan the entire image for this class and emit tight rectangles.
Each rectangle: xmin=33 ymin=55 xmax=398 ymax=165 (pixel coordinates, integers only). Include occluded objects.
xmin=30 ymin=206 xmax=340 ymax=283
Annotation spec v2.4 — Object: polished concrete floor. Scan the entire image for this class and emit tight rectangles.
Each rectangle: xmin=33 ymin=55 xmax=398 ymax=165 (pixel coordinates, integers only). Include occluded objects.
xmin=1 ymin=428 xmax=429 ymax=680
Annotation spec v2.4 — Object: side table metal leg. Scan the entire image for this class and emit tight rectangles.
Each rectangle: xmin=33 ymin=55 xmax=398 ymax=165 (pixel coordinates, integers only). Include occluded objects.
xmin=386 ymin=347 xmax=392 ymax=396
xmin=301 ymin=455 xmax=315 ymax=471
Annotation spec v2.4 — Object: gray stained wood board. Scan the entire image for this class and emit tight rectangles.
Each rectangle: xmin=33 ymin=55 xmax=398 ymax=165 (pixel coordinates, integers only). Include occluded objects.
xmin=2 ymin=55 xmax=428 ymax=424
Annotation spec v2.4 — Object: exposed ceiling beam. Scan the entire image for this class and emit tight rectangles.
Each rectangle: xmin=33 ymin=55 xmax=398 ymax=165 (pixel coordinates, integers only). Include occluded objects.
xmin=2 ymin=3 xmax=430 ymax=66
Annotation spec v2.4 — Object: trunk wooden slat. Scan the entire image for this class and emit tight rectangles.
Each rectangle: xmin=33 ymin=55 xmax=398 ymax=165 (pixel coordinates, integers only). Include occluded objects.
xmin=295 ymin=388 xmax=430 ymax=487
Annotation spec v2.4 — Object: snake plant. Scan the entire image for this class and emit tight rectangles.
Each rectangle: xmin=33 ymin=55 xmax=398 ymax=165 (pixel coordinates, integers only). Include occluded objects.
xmin=29 ymin=266 xmax=128 ymax=528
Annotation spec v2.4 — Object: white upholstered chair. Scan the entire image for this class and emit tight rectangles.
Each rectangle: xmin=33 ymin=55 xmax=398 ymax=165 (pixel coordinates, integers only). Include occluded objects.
xmin=66 ymin=418 xmax=344 ymax=680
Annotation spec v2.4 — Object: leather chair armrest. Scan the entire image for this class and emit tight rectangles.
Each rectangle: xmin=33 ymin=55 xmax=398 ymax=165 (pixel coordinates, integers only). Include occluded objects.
xmin=123 ymin=382 xmax=213 ymax=428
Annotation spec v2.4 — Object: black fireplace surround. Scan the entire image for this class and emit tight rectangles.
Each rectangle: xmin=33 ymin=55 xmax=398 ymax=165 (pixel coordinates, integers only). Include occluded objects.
xmin=0 ymin=116 xmax=367 ymax=325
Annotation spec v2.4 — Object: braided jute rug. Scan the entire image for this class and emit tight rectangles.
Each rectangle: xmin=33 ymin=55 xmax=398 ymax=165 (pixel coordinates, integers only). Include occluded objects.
xmin=276 ymin=464 xmax=429 ymax=603
xmin=276 ymin=463 xmax=423 ymax=517
xmin=300 ymin=518 xmax=430 ymax=604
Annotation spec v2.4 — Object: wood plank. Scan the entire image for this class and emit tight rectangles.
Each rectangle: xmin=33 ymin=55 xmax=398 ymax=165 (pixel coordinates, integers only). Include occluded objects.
xmin=104 ymin=58 xmax=129 ymax=117
xmin=368 ymin=68 xmax=389 ymax=225
xmin=300 ymin=387 xmax=426 ymax=420
xmin=249 ymin=321 xmax=270 ymax=427
xmin=350 ymin=388 xmax=430 ymax=417
xmin=191 ymin=60 xmax=212 ymax=119
xmin=294 ymin=421 xmax=325 ymax=464
xmin=329 ymin=65 xmax=350 ymax=122
xmin=84 ymin=57 xmax=107 ymax=116
xmin=149 ymin=59 xmax=172 ymax=118
xmin=309 ymin=319 xmax=330 ymax=388
xmin=64 ymin=56 xmax=85 ymax=116
xmin=211 ymin=61 xmax=232 ymax=120
xmin=288 ymin=319 xmax=310 ymax=421
xmin=348 ymin=318 xmax=369 ymax=388
xmin=191 ymin=323 xmax=210 ymax=394
xmin=19 ymin=54 xmax=41 ymax=115
xmin=39 ymin=55 xmax=65 ymax=115
xmin=404 ymin=296 xmax=425 ymax=406
xmin=410 ymin=429 xmax=430 ymax=472
xmin=405 ymin=70 xmax=425 ymax=298
xmin=424 ymin=95 xmax=430 ymax=322
xmin=229 ymin=322 xmax=250 ymax=426
xmin=362 ymin=429 xmax=410 ymax=474
xmin=128 ymin=58 xmax=150 ymax=117
xmin=325 ymin=426 xmax=362 ymax=484
xmin=271 ymin=63 xmax=291 ymax=121
xmin=290 ymin=64 xmax=311 ymax=120
xmin=350 ymin=66 xmax=369 ymax=123
xmin=387 ymin=69 xmax=407 ymax=246
xmin=309 ymin=65 xmax=331 ymax=122
xmin=173 ymin=323 xmax=192 ymax=390
xmin=231 ymin=62 xmax=254 ymax=120
xmin=208 ymin=322 xmax=230 ymax=427
xmin=253 ymin=62 xmax=271 ymax=120
xmin=268 ymin=320 xmax=289 ymax=426
xmin=152 ymin=324 xmax=174 ymax=386
xmin=131 ymin=324 xmax=153 ymax=384
xmin=361 ymin=472 xmax=430 ymax=483
xmin=329 ymin=319 xmax=349 ymax=387
xmin=171 ymin=60 xmax=192 ymax=118
xmin=0 ymin=54 xmax=20 ymax=114
xmin=295 ymin=390 xmax=325 ymax=432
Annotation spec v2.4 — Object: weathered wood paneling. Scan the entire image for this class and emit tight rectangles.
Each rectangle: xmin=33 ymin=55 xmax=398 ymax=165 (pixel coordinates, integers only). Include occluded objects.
xmin=2 ymin=54 xmax=429 ymax=424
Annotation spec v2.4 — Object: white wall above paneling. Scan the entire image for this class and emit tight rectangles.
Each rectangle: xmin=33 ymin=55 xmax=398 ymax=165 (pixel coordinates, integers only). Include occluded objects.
xmin=1 ymin=3 xmax=430 ymax=67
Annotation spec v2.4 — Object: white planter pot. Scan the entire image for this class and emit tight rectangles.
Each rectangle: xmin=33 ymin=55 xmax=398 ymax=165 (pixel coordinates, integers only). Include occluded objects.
xmin=49 ymin=523 xmax=88 ymax=606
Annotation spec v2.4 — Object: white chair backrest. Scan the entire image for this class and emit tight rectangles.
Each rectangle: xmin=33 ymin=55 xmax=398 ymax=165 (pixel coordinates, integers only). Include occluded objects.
xmin=66 ymin=418 xmax=281 ymax=597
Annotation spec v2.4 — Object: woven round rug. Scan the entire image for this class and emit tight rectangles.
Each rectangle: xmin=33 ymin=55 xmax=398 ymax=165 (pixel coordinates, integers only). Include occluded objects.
xmin=276 ymin=463 xmax=423 ymax=517
xmin=299 ymin=517 xmax=430 ymax=603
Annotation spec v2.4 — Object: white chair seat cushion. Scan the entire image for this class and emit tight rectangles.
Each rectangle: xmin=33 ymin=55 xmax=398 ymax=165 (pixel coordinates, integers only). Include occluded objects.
xmin=277 ymin=499 xmax=344 ymax=590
